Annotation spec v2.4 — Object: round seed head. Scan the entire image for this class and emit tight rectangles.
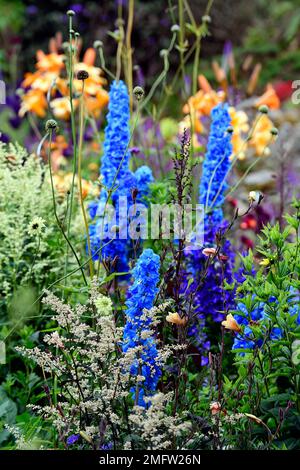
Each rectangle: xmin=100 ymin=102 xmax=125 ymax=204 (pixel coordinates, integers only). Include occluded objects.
xmin=45 ymin=119 xmax=59 ymax=132
xmin=133 ymin=86 xmax=145 ymax=101
xmin=77 ymin=70 xmax=89 ymax=81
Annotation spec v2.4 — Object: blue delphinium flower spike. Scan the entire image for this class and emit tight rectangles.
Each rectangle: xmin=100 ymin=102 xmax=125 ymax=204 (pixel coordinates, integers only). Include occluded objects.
xmin=199 ymin=103 xmax=232 ymax=228
xmin=122 ymin=248 xmax=161 ymax=406
xmin=88 ymin=80 xmax=154 ymax=272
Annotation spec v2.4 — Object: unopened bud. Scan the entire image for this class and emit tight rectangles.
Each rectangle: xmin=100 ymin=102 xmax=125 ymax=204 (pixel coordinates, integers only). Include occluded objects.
xmin=133 ymin=86 xmax=145 ymax=101
xmin=259 ymin=104 xmax=269 ymax=114
xmin=45 ymin=119 xmax=59 ymax=132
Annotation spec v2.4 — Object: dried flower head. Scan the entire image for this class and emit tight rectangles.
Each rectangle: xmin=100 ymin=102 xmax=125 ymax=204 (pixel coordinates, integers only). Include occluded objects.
xmin=77 ymin=70 xmax=89 ymax=81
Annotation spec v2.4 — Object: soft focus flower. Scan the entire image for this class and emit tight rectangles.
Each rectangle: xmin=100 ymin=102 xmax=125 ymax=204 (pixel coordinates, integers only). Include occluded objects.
xmin=259 ymin=258 xmax=270 ymax=266
xmin=248 ymin=190 xmax=259 ymax=204
xmin=249 ymin=114 xmax=274 ymax=156
xmin=210 ymin=401 xmax=222 ymax=415
xmin=35 ymin=51 xmax=65 ymax=73
xmin=255 ymin=84 xmax=280 ymax=110
xmin=222 ymin=314 xmax=241 ymax=332
xmin=50 ymin=97 xmax=73 ymax=120
xmin=232 ymin=292 xmax=300 ymax=355
xmin=166 ymin=312 xmax=188 ymax=326
xmin=19 ymin=89 xmax=48 ymax=118
xmin=183 ymin=75 xmax=225 ymax=117
xmin=20 ymin=46 xmax=108 ymax=120
xmin=27 ymin=216 xmax=46 ymax=237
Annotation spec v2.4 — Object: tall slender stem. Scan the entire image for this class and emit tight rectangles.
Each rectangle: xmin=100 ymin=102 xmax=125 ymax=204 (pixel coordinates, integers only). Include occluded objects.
xmin=78 ymin=82 xmax=94 ymax=277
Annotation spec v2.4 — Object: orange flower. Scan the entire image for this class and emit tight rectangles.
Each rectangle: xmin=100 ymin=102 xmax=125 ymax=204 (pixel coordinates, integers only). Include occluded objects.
xmin=166 ymin=312 xmax=188 ymax=326
xmin=255 ymin=84 xmax=280 ymax=110
xmin=36 ymin=51 xmax=65 ymax=73
xmin=221 ymin=314 xmax=241 ymax=333
xmin=85 ymin=89 xmax=109 ymax=118
xmin=20 ymin=45 xmax=109 ymax=120
xmin=19 ymin=89 xmax=48 ymax=118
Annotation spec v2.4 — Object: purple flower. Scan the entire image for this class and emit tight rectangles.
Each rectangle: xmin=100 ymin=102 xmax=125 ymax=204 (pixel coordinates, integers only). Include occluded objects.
xmin=66 ymin=434 xmax=80 ymax=446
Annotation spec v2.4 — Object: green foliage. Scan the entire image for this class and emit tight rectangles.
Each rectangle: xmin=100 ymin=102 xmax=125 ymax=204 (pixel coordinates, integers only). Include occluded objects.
xmin=0 ymin=143 xmax=84 ymax=320
xmin=227 ymin=201 xmax=300 ymax=447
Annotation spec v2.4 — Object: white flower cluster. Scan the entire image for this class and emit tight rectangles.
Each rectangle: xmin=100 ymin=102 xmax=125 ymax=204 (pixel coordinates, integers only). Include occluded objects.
xmin=17 ymin=291 xmax=194 ymax=449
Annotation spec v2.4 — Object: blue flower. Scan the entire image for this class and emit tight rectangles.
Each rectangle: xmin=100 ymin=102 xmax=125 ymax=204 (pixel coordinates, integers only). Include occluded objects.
xmin=199 ymin=103 xmax=232 ymax=228
xmin=134 ymin=165 xmax=154 ymax=200
xmin=88 ymin=80 xmax=154 ymax=272
xmin=122 ymin=249 xmax=161 ymax=406
xmin=232 ymin=292 xmax=300 ymax=355
xmin=66 ymin=434 xmax=80 ymax=446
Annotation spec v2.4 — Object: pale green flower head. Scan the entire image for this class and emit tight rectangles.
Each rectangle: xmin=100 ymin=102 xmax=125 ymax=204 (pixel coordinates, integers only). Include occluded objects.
xmin=94 ymin=294 xmax=113 ymax=316
xmin=27 ymin=216 xmax=46 ymax=237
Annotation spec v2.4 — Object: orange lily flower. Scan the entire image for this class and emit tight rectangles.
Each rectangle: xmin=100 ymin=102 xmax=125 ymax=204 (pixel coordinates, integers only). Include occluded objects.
xmin=255 ymin=84 xmax=280 ymax=110
xmin=19 ymin=89 xmax=48 ymax=118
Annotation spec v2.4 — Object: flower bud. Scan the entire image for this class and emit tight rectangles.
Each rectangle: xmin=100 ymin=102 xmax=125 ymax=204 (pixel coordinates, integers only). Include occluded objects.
xmin=171 ymin=24 xmax=180 ymax=32
xmin=202 ymin=15 xmax=211 ymax=23
xmin=133 ymin=86 xmax=145 ymax=101
xmin=67 ymin=9 xmax=75 ymax=16
xmin=45 ymin=119 xmax=59 ymax=132
xmin=160 ymin=49 xmax=168 ymax=58
xmin=93 ymin=40 xmax=103 ymax=49
xmin=258 ymin=104 xmax=269 ymax=114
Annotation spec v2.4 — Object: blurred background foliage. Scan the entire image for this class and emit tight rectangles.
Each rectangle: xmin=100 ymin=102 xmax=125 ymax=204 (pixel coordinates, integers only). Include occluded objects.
xmin=0 ymin=0 xmax=300 ymax=89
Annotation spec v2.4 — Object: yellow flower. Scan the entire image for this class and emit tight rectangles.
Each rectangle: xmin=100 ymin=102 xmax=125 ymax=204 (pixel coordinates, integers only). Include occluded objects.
xmin=50 ymin=97 xmax=76 ymax=120
xmin=259 ymin=258 xmax=270 ymax=267
xmin=249 ymin=114 xmax=274 ymax=156
xmin=228 ymin=107 xmax=249 ymax=158
xmin=221 ymin=314 xmax=241 ymax=333
xmin=166 ymin=312 xmax=188 ymax=326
